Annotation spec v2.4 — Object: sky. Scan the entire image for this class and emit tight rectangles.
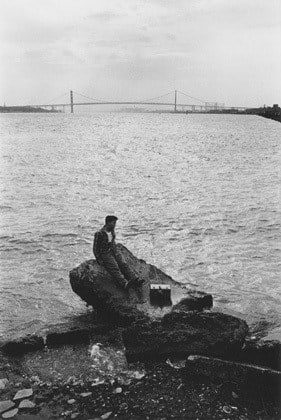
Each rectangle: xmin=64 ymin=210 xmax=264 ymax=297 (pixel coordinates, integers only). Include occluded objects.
xmin=0 ymin=0 xmax=280 ymax=108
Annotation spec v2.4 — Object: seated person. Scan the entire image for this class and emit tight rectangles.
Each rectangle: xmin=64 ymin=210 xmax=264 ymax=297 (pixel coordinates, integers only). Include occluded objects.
xmin=93 ymin=215 xmax=144 ymax=290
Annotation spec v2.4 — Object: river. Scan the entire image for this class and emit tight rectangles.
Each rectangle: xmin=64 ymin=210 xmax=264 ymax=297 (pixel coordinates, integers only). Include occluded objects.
xmin=0 ymin=112 xmax=280 ymax=340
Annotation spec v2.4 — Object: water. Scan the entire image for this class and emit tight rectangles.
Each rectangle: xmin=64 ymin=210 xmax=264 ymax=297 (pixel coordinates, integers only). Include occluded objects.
xmin=0 ymin=112 xmax=280 ymax=340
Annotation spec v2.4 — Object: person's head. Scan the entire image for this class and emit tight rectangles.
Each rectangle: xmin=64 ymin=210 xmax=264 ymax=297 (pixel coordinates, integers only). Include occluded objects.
xmin=105 ymin=215 xmax=118 ymax=231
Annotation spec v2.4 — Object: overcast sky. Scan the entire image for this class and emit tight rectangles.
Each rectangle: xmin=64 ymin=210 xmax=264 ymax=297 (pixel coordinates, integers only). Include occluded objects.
xmin=0 ymin=0 xmax=280 ymax=107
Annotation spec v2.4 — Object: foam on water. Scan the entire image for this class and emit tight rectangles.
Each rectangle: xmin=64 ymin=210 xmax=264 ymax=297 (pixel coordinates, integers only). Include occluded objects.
xmin=0 ymin=112 xmax=280 ymax=340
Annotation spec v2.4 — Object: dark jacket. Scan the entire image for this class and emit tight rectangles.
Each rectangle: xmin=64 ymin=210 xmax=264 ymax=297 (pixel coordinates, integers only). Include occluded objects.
xmin=93 ymin=227 xmax=116 ymax=262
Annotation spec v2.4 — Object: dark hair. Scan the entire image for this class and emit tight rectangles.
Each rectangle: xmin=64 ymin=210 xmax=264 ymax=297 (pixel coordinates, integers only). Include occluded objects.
xmin=105 ymin=215 xmax=118 ymax=224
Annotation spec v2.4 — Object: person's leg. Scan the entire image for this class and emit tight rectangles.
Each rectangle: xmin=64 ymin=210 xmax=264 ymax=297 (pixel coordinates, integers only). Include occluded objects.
xmin=114 ymin=250 xmax=145 ymax=286
xmin=99 ymin=253 xmax=128 ymax=289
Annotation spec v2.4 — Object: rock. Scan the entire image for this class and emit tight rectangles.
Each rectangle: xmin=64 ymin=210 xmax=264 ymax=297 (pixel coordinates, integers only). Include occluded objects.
xmin=132 ymin=371 xmax=146 ymax=380
xmin=185 ymin=355 xmax=281 ymax=402
xmin=91 ymin=378 xmax=105 ymax=387
xmin=46 ymin=328 xmax=90 ymax=347
xmin=13 ymin=389 xmax=33 ymax=401
xmin=69 ymin=244 xmax=213 ymax=325
xmin=0 ymin=379 xmax=9 ymax=390
xmin=67 ymin=399 xmax=76 ymax=405
xmin=71 ymin=414 xmax=79 ymax=419
xmin=0 ymin=401 xmax=15 ymax=415
xmin=239 ymin=339 xmax=281 ymax=371
xmin=80 ymin=392 xmax=92 ymax=398
xmin=171 ymin=292 xmax=213 ymax=312
xmin=18 ymin=399 xmax=36 ymax=409
xmin=2 ymin=408 xmax=18 ymax=418
xmin=113 ymin=387 xmax=122 ymax=394
xmin=46 ymin=324 xmax=110 ymax=348
xmin=101 ymin=412 xmax=112 ymax=419
xmin=0 ymin=335 xmax=44 ymax=356
xmin=123 ymin=311 xmax=248 ymax=362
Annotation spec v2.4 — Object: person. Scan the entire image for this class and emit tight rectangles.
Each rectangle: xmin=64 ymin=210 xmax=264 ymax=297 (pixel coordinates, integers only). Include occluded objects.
xmin=93 ymin=215 xmax=144 ymax=290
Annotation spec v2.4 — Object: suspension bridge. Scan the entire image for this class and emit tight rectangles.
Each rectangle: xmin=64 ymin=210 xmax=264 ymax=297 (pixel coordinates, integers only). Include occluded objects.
xmin=24 ymin=90 xmax=247 ymax=114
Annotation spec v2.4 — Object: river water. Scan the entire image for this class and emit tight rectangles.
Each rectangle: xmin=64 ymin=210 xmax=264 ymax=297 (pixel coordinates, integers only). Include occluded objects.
xmin=0 ymin=112 xmax=280 ymax=341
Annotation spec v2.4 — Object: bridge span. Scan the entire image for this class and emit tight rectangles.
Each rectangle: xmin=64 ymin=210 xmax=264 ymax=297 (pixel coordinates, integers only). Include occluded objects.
xmin=29 ymin=90 xmax=247 ymax=113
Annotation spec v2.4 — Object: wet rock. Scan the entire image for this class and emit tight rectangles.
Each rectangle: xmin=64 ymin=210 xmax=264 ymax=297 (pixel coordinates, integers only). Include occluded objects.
xmin=18 ymin=399 xmax=36 ymax=409
xmin=46 ymin=328 xmax=90 ymax=347
xmin=0 ymin=335 xmax=44 ymax=356
xmin=0 ymin=401 xmax=15 ymax=415
xmin=2 ymin=408 xmax=18 ymax=418
xmin=172 ymin=292 xmax=213 ymax=312
xmin=46 ymin=324 xmax=110 ymax=347
xmin=239 ymin=339 xmax=281 ymax=371
xmin=185 ymin=355 xmax=281 ymax=402
xmin=69 ymin=244 xmax=213 ymax=325
xmin=13 ymin=388 xmax=33 ymax=401
xmin=123 ymin=311 xmax=248 ymax=362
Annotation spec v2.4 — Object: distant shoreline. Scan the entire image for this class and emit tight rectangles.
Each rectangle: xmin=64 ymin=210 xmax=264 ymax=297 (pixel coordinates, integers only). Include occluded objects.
xmin=1 ymin=105 xmax=280 ymax=123
xmin=119 ymin=104 xmax=281 ymax=123
xmin=0 ymin=106 xmax=61 ymax=113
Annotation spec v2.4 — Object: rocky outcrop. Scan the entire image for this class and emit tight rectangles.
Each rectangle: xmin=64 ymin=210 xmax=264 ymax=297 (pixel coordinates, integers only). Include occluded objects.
xmin=185 ymin=355 xmax=281 ymax=402
xmin=123 ymin=311 xmax=249 ymax=362
xmin=69 ymin=244 xmax=213 ymax=325
xmin=70 ymin=245 xmax=250 ymax=363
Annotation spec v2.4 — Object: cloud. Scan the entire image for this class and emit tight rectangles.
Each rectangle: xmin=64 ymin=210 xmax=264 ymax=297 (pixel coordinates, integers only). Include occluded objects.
xmin=0 ymin=0 xmax=280 ymax=106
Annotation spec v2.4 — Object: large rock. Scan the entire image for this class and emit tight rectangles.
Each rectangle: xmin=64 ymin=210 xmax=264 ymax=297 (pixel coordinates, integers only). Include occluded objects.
xmin=69 ymin=244 xmax=213 ymax=325
xmin=0 ymin=335 xmax=44 ymax=356
xmin=123 ymin=311 xmax=249 ymax=362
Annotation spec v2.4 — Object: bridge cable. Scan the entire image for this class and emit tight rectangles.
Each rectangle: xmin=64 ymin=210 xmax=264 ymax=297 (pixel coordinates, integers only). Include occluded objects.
xmin=25 ymin=92 xmax=69 ymax=107
xmin=177 ymin=90 xmax=207 ymax=104
xmin=46 ymin=92 xmax=69 ymax=104
xmin=72 ymin=91 xmax=105 ymax=103
xmin=141 ymin=91 xmax=175 ymax=103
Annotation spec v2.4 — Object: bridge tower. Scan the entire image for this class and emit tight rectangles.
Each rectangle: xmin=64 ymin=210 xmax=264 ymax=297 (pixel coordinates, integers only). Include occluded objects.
xmin=174 ymin=90 xmax=177 ymax=113
xmin=70 ymin=90 xmax=74 ymax=113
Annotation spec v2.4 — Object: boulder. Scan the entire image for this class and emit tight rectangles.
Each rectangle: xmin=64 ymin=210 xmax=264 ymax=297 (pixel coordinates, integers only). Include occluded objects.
xmin=0 ymin=335 xmax=44 ymax=356
xmin=45 ymin=324 xmax=110 ymax=348
xmin=123 ymin=311 xmax=249 ymax=362
xmin=69 ymin=244 xmax=213 ymax=325
xmin=185 ymin=355 xmax=281 ymax=402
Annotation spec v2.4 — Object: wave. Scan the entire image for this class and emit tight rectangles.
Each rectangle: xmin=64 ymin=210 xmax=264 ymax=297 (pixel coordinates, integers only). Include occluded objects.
xmin=227 ymin=228 xmax=238 ymax=233
xmin=0 ymin=246 xmax=21 ymax=252
xmin=0 ymin=205 xmax=13 ymax=211
xmin=43 ymin=233 xmax=78 ymax=239
xmin=22 ymin=248 xmax=47 ymax=254
xmin=9 ymin=239 xmax=36 ymax=244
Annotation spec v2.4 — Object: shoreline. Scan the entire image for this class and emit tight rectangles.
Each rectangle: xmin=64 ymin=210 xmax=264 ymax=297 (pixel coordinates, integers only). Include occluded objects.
xmin=0 ymin=309 xmax=280 ymax=419
xmin=0 ymin=328 xmax=280 ymax=419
